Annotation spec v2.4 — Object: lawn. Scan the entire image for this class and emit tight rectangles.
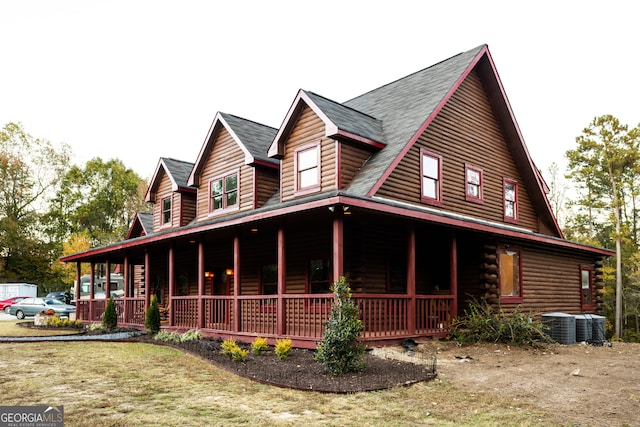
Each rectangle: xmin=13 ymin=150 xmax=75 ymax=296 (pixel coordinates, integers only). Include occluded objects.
xmin=0 ymin=321 xmax=558 ymax=426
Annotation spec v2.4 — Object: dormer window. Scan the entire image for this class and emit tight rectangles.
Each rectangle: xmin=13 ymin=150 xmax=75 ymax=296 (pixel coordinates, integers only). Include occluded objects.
xmin=295 ymin=142 xmax=320 ymax=194
xmin=210 ymin=172 xmax=239 ymax=213
xmin=161 ymin=197 xmax=171 ymax=226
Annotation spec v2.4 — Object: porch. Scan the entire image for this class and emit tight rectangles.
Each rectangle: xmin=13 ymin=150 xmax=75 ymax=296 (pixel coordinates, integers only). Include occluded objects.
xmin=76 ymin=293 xmax=454 ymax=348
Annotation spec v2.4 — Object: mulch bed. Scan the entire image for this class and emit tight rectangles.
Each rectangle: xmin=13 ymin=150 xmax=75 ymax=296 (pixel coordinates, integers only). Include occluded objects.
xmin=132 ymin=335 xmax=437 ymax=393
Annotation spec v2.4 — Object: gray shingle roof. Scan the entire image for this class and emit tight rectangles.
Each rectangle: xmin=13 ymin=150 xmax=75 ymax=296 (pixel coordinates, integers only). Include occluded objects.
xmin=342 ymin=45 xmax=486 ymax=196
xmin=219 ymin=112 xmax=278 ymax=165
xmin=161 ymin=157 xmax=195 ymax=190
xmin=303 ymin=91 xmax=386 ymax=144
xmin=137 ymin=212 xmax=153 ymax=234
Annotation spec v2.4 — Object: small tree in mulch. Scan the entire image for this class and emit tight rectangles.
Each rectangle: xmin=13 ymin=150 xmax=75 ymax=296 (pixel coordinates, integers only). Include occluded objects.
xmin=314 ymin=276 xmax=366 ymax=375
xmin=145 ymin=295 xmax=161 ymax=334
xmin=102 ymin=298 xmax=118 ymax=330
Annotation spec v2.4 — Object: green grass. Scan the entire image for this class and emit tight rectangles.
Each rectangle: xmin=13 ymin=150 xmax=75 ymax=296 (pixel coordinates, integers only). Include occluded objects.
xmin=0 ymin=339 xmax=560 ymax=426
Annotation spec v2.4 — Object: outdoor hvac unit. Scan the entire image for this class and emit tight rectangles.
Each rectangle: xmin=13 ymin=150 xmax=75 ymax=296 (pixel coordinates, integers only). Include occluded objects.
xmin=574 ymin=314 xmax=594 ymax=342
xmin=541 ymin=312 xmax=576 ymax=344
xmin=590 ymin=314 xmax=606 ymax=345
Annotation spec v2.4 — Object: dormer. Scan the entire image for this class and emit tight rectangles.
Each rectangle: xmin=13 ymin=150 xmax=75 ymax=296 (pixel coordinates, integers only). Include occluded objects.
xmin=188 ymin=112 xmax=278 ymax=222
xmin=268 ymin=90 xmax=385 ymax=202
xmin=126 ymin=212 xmax=153 ymax=239
xmin=146 ymin=158 xmax=197 ymax=232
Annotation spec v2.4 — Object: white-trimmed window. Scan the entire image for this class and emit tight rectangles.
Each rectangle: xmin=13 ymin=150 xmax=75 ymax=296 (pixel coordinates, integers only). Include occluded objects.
xmin=295 ymin=143 xmax=320 ymax=193
xmin=504 ymin=178 xmax=518 ymax=223
xmin=210 ymin=172 xmax=239 ymax=213
xmin=498 ymin=247 xmax=522 ymax=303
xmin=465 ymin=164 xmax=483 ymax=203
xmin=420 ymin=149 xmax=443 ymax=206
xmin=161 ymin=197 xmax=171 ymax=226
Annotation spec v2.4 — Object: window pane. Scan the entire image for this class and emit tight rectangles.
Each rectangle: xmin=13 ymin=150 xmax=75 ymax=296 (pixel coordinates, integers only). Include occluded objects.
xmin=163 ymin=198 xmax=171 ymax=210
xmin=226 ymin=190 xmax=237 ymax=206
xmin=582 ymin=269 xmax=592 ymax=304
xmin=467 ymin=183 xmax=479 ymax=197
xmin=298 ymin=147 xmax=318 ymax=170
xmin=581 ymin=270 xmax=590 ymax=289
xmin=423 ymin=177 xmax=437 ymax=199
xmin=422 ymin=155 xmax=438 ymax=179
xmin=499 ymin=250 xmax=520 ymax=297
xmin=213 ymin=195 xmax=223 ymax=210
xmin=299 ymin=168 xmax=318 ymax=188
xmin=505 ymin=201 xmax=515 ymax=218
xmin=467 ymin=169 xmax=480 ymax=185
xmin=211 ymin=179 xmax=223 ymax=196
xmin=225 ymin=174 xmax=237 ymax=191
xmin=505 ymin=183 xmax=515 ymax=201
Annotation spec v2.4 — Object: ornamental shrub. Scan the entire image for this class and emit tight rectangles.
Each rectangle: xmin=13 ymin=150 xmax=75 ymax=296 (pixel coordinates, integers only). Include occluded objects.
xmin=314 ymin=276 xmax=366 ymax=375
xmin=274 ymin=338 xmax=292 ymax=360
xmin=103 ymin=298 xmax=118 ymax=330
xmin=221 ymin=337 xmax=247 ymax=362
xmin=145 ymin=295 xmax=161 ymax=334
xmin=251 ymin=336 xmax=269 ymax=355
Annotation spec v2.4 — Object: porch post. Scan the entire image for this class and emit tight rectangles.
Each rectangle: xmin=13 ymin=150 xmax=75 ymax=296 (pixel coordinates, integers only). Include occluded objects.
xmin=407 ymin=226 xmax=416 ymax=336
xmin=198 ymin=240 xmax=205 ymax=329
xmin=123 ymin=256 xmax=130 ymax=323
xmin=105 ymin=259 xmax=111 ymax=296
xmin=332 ymin=214 xmax=344 ymax=281
xmin=89 ymin=263 xmax=95 ymax=320
xmin=168 ymin=245 xmax=175 ymax=326
xmin=233 ymin=234 xmax=241 ymax=333
xmin=277 ymin=224 xmax=286 ymax=336
xmin=144 ymin=250 xmax=151 ymax=311
xmin=75 ymin=262 xmax=81 ymax=302
xmin=450 ymin=231 xmax=458 ymax=318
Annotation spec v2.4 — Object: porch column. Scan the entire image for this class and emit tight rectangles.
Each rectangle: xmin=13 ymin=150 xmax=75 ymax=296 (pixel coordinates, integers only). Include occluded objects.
xmin=277 ymin=224 xmax=286 ymax=336
xmin=450 ymin=231 xmax=458 ymax=318
xmin=233 ymin=234 xmax=241 ymax=333
xmin=123 ymin=256 xmax=130 ymax=323
xmin=105 ymin=259 xmax=111 ymax=296
xmin=197 ymin=240 xmax=205 ymax=329
xmin=89 ymin=263 xmax=95 ymax=320
xmin=144 ymin=250 xmax=151 ymax=311
xmin=407 ymin=226 xmax=416 ymax=335
xmin=332 ymin=214 xmax=344 ymax=281
xmin=75 ymin=262 xmax=81 ymax=302
xmin=168 ymin=245 xmax=175 ymax=326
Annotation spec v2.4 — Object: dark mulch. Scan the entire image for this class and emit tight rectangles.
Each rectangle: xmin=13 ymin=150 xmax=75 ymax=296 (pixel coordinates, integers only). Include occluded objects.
xmin=133 ymin=335 xmax=437 ymax=393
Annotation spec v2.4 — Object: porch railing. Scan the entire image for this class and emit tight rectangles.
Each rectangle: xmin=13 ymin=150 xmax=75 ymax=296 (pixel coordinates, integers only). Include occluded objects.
xmin=77 ymin=294 xmax=453 ymax=342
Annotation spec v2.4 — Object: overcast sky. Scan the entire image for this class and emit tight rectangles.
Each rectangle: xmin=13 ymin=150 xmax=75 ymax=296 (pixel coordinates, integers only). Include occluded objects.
xmin=1 ymin=1 xmax=638 ymax=180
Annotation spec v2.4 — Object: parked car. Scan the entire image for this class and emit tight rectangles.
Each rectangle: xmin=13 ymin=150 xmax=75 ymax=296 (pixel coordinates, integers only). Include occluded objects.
xmin=0 ymin=296 xmax=29 ymax=313
xmin=8 ymin=297 xmax=76 ymax=319
xmin=45 ymin=291 xmax=72 ymax=304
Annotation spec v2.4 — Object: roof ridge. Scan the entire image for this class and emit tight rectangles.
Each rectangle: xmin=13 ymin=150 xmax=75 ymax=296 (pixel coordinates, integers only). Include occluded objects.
xmin=220 ymin=112 xmax=278 ymax=131
xmin=161 ymin=157 xmax=195 ymax=166
xmin=304 ymin=90 xmax=383 ymax=122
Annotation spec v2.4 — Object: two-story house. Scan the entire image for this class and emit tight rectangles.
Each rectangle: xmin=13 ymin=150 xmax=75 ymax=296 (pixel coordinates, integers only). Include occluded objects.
xmin=61 ymin=44 xmax=612 ymax=348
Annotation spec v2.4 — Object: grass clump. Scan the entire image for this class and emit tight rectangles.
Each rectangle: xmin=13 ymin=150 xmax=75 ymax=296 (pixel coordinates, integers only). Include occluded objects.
xmin=450 ymin=298 xmax=551 ymax=345
xmin=251 ymin=336 xmax=269 ymax=355
xmin=275 ymin=338 xmax=292 ymax=360
xmin=221 ymin=337 xmax=248 ymax=362
xmin=314 ymin=276 xmax=365 ymax=374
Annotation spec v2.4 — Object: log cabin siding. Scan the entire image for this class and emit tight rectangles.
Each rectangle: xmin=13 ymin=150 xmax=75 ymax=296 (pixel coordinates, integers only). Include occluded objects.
xmin=180 ymin=194 xmax=197 ymax=226
xmin=340 ymin=142 xmax=372 ymax=190
xmin=280 ymin=106 xmax=336 ymax=201
xmin=196 ymin=127 xmax=255 ymax=221
xmin=285 ymin=222 xmax=332 ymax=293
xmin=239 ymin=231 xmax=278 ymax=295
xmin=376 ymin=70 xmax=540 ymax=232
xmin=255 ymin=167 xmax=279 ymax=207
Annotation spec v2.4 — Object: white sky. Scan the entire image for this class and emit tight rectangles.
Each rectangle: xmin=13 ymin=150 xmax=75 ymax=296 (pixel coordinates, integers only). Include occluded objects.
xmin=0 ymin=1 xmax=638 ymax=180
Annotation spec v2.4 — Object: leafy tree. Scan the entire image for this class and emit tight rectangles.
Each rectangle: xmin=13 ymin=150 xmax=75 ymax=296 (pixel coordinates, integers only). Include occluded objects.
xmin=0 ymin=122 xmax=71 ymax=281
xmin=45 ymin=157 xmax=148 ymax=246
xmin=546 ymin=162 xmax=567 ymax=229
xmin=566 ymin=115 xmax=639 ymax=338
xmin=314 ymin=276 xmax=365 ymax=375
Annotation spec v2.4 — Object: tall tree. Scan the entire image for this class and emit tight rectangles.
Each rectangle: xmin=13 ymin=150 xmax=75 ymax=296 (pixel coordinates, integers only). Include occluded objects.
xmin=566 ymin=115 xmax=638 ymax=338
xmin=0 ymin=122 xmax=71 ymax=280
xmin=546 ymin=162 xmax=567 ymax=229
xmin=45 ymin=157 xmax=148 ymax=246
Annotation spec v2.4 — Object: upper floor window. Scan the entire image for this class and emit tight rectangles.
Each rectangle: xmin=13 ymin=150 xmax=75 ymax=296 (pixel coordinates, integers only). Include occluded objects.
xmin=465 ymin=164 xmax=484 ymax=204
xmin=580 ymin=265 xmax=594 ymax=309
xmin=504 ymin=178 xmax=519 ymax=223
xmin=420 ymin=149 xmax=443 ymax=206
xmin=498 ymin=247 xmax=522 ymax=303
xmin=295 ymin=143 xmax=320 ymax=193
xmin=161 ymin=197 xmax=171 ymax=226
xmin=210 ymin=172 xmax=238 ymax=213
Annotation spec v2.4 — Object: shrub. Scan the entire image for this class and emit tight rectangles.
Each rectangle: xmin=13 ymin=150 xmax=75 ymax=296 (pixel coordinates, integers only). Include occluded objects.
xmin=275 ymin=338 xmax=292 ymax=360
xmin=449 ymin=298 xmax=551 ymax=345
xmin=103 ymin=298 xmax=118 ymax=330
xmin=154 ymin=331 xmax=181 ymax=343
xmin=314 ymin=276 xmax=365 ymax=375
xmin=221 ymin=337 xmax=247 ymax=362
xmin=180 ymin=329 xmax=202 ymax=342
xmin=145 ymin=295 xmax=161 ymax=334
xmin=251 ymin=336 xmax=269 ymax=355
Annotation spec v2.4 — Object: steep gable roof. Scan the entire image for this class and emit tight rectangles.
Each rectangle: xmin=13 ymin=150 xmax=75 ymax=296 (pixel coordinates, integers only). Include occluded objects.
xmin=145 ymin=157 xmax=196 ymax=202
xmin=126 ymin=211 xmax=153 ymax=239
xmin=268 ymin=90 xmax=386 ymax=158
xmin=188 ymin=112 xmax=278 ymax=186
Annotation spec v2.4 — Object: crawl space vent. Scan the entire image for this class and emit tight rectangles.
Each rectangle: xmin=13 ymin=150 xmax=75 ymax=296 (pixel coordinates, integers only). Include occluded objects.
xmin=574 ymin=314 xmax=594 ymax=342
xmin=541 ymin=312 xmax=576 ymax=344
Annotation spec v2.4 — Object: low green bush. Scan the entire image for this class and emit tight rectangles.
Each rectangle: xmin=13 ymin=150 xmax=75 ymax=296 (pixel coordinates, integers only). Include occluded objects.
xmin=180 ymin=329 xmax=202 ymax=342
xmin=449 ymin=298 xmax=551 ymax=345
xmin=221 ymin=337 xmax=248 ymax=362
xmin=251 ymin=336 xmax=269 ymax=355
xmin=275 ymin=338 xmax=292 ymax=360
